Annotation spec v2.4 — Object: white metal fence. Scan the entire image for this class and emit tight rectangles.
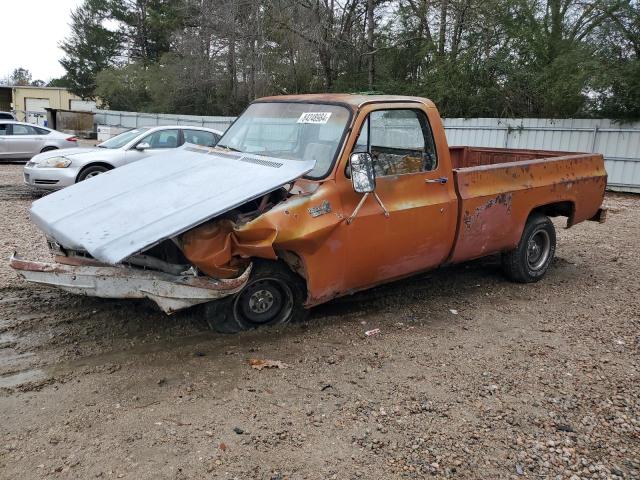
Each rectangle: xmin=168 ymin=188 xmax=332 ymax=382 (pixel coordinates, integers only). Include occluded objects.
xmin=94 ymin=110 xmax=235 ymax=134
xmin=93 ymin=110 xmax=640 ymax=193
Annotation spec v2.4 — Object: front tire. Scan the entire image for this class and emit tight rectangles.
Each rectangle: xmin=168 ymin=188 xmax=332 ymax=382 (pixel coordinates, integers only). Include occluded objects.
xmin=77 ymin=165 xmax=109 ymax=182
xmin=501 ymin=213 xmax=556 ymax=283
xmin=203 ymin=261 xmax=308 ymax=334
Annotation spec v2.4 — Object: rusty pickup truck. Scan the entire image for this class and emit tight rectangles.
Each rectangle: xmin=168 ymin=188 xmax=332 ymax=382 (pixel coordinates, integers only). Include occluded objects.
xmin=11 ymin=94 xmax=607 ymax=333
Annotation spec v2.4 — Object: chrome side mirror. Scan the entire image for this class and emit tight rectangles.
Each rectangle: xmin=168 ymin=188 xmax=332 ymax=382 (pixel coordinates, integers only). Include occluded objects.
xmin=349 ymin=152 xmax=376 ymax=193
xmin=135 ymin=142 xmax=150 ymax=151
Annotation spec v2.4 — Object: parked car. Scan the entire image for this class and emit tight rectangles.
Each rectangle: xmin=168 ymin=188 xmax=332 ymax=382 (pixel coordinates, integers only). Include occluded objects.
xmin=23 ymin=125 xmax=223 ymax=190
xmin=11 ymin=94 xmax=607 ymax=333
xmin=0 ymin=120 xmax=78 ymax=161
xmin=0 ymin=111 xmax=16 ymax=120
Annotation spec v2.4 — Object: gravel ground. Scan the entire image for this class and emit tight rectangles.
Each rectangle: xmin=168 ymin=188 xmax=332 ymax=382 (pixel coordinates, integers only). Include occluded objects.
xmin=0 ymin=163 xmax=638 ymax=479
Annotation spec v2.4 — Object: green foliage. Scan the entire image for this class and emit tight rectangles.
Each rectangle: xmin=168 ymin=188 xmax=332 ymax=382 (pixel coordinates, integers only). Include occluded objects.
xmin=62 ymin=0 xmax=640 ymax=119
xmin=592 ymin=58 xmax=640 ymax=119
xmin=103 ymin=0 xmax=186 ymax=63
xmin=47 ymin=77 xmax=73 ymax=88
xmin=60 ymin=0 xmax=121 ymax=99
xmin=95 ymin=63 xmax=150 ymax=111
xmin=9 ymin=68 xmax=32 ymax=86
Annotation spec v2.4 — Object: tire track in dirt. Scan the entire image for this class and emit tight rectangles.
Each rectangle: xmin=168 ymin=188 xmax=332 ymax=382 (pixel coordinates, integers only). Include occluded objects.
xmin=0 ymin=183 xmax=43 ymax=201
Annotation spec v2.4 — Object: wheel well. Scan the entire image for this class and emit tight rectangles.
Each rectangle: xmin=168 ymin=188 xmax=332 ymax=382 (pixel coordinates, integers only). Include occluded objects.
xmin=76 ymin=162 xmax=114 ymax=181
xmin=530 ymin=201 xmax=575 ymax=226
xmin=275 ymin=251 xmax=309 ymax=290
xmin=40 ymin=146 xmax=58 ymax=152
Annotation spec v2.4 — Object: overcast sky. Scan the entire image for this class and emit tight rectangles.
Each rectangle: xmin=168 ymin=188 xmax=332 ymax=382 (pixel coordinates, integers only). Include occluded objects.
xmin=1 ymin=0 xmax=83 ymax=82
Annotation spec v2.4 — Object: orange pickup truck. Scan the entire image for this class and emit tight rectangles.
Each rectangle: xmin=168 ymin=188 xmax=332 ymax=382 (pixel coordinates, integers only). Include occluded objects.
xmin=11 ymin=94 xmax=607 ymax=333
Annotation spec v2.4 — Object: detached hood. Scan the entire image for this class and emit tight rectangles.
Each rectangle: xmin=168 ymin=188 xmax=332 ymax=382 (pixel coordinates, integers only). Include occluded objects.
xmin=30 ymin=147 xmax=315 ymax=264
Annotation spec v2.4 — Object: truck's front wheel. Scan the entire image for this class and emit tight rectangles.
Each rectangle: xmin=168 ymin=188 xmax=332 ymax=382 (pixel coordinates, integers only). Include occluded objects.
xmin=203 ymin=261 xmax=308 ymax=333
xmin=501 ymin=213 xmax=556 ymax=283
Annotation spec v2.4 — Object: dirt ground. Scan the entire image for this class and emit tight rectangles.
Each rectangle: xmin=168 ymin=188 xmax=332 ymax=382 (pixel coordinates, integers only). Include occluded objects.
xmin=0 ymin=163 xmax=638 ymax=480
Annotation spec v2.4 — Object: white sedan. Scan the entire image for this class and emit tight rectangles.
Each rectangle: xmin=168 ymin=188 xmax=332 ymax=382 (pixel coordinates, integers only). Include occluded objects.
xmin=23 ymin=125 xmax=222 ymax=190
xmin=0 ymin=121 xmax=79 ymax=160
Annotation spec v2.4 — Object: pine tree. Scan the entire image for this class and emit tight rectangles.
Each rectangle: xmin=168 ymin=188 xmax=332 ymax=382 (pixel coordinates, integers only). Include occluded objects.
xmin=59 ymin=0 xmax=122 ymax=99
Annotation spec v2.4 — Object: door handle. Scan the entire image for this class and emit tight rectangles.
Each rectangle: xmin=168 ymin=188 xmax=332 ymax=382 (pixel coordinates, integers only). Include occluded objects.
xmin=425 ymin=177 xmax=448 ymax=184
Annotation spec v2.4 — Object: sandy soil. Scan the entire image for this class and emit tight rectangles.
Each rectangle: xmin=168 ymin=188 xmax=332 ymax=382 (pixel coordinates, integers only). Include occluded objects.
xmin=0 ymin=164 xmax=638 ymax=479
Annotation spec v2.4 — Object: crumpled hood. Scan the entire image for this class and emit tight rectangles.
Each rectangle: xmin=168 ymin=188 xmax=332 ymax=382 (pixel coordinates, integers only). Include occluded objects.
xmin=30 ymin=147 xmax=315 ymax=265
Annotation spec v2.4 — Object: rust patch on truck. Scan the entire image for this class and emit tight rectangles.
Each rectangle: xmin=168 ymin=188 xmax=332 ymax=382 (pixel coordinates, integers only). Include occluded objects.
xmin=463 ymin=193 xmax=513 ymax=230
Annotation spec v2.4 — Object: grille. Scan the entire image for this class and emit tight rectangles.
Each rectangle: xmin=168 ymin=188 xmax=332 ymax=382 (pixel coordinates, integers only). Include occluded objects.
xmin=210 ymin=151 xmax=241 ymax=160
xmin=238 ymin=156 xmax=283 ymax=168
xmin=34 ymin=179 xmax=59 ymax=185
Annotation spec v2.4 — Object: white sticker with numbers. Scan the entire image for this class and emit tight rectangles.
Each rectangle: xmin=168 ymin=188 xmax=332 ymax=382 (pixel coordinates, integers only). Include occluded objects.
xmin=297 ymin=112 xmax=332 ymax=124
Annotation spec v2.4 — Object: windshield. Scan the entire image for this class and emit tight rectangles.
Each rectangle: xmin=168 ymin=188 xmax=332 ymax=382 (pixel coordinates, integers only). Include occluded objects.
xmin=98 ymin=127 xmax=150 ymax=149
xmin=216 ymin=102 xmax=351 ymax=178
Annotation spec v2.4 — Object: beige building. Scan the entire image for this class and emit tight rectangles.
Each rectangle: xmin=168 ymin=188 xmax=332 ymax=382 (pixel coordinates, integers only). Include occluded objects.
xmin=0 ymin=85 xmax=97 ymax=125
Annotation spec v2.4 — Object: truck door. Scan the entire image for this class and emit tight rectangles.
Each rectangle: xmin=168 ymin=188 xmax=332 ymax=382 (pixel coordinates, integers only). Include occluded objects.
xmin=342 ymin=107 xmax=458 ymax=290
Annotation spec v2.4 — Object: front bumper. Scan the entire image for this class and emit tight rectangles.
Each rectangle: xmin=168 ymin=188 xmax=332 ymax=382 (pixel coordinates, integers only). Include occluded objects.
xmin=23 ymin=164 xmax=79 ymax=190
xmin=10 ymin=254 xmax=250 ymax=314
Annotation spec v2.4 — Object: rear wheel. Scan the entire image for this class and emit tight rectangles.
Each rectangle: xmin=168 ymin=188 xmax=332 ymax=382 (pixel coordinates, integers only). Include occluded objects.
xmin=501 ymin=213 xmax=556 ymax=283
xmin=203 ymin=261 xmax=308 ymax=334
xmin=40 ymin=146 xmax=58 ymax=153
xmin=77 ymin=165 xmax=109 ymax=182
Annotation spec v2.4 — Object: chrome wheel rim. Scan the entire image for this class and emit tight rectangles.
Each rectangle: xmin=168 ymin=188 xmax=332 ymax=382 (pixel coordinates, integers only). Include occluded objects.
xmin=248 ymin=289 xmax=275 ymax=314
xmin=85 ymin=171 xmax=103 ymax=179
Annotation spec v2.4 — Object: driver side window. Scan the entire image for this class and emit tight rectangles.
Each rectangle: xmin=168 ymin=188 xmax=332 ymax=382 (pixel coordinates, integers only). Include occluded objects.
xmin=140 ymin=129 xmax=179 ymax=149
xmin=11 ymin=124 xmax=37 ymax=135
xmin=353 ymin=109 xmax=437 ymax=177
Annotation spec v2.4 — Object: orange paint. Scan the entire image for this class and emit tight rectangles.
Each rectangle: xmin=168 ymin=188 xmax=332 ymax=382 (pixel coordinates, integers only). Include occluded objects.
xmin=181 ymin=95 xmax=607 ymax=306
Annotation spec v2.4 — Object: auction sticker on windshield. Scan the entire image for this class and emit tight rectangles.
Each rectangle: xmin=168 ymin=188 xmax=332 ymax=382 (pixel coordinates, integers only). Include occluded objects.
xmin=297 ymin=112 xmax=332 ymax=124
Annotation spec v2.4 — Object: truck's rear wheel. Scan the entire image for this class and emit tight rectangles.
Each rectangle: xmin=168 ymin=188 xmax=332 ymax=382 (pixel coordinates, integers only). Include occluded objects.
xmin=203 ymin=260 xmax=308 ymax=333
xmin=501 ymin=213 xmax=556 ymax=283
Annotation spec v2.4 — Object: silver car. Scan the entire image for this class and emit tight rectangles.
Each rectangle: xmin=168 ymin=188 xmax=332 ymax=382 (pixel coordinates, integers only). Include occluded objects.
xmin=23 ymin=125 xmax=222 ymax=190
xmin=0 ymin=121 xmax=79 ymax=161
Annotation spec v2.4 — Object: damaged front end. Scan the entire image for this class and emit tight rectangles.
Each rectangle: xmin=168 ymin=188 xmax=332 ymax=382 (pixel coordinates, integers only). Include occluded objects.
xmin=9 ymin=252 xmax=251 ymax=314
xmin=11 ymin=147 xmax=316 ymax=313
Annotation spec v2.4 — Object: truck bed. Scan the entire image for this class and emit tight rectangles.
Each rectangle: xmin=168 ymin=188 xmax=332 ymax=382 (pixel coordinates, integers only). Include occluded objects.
xmin=448 ymin=147 xmax=607 ymax=264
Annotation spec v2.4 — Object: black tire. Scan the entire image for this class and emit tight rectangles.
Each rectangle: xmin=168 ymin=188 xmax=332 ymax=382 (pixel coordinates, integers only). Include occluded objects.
xmin=501 ymin=213 xmax=556 ymax=283
xmin=41 ymin=146 xmax=58 ymax=153
xmin=77 ymin=165 xmax=109 ymax=182
xmin=203 ymin=260 xmax=308 ymax=334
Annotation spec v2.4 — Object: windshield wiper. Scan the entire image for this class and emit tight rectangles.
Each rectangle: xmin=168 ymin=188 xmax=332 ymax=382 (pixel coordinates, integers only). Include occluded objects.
xmin=216 ymin=144 xmax=242 ymax=153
